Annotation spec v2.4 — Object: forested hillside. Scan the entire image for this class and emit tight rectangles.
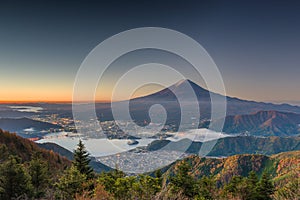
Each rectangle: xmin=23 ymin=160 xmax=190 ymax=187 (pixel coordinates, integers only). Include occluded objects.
xmin=0 ymin=129 xmax=298 ymax=199
xmin=0 ymin=129 xmax=70 ymax=169
xmin=146 ymin=136 xmax=300 ymax=156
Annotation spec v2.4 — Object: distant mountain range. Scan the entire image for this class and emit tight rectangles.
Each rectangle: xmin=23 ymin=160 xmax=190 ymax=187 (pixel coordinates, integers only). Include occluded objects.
xmin=2 ymin=79 xmax=300 ymax=137
xmin=146 ymin=135 xmax=300 ymax=156
xmin=219 ymin=110 xmax=300 ymax=136
xmin=0 ymin=105 xmax=36 ymax=118
xmin=128 ymin=79 xmax=300 ymax=118
xmin=94 ymin=79 xmax=300 ymax=124
xmin=0 ymin=117 xmax=61 ymax=137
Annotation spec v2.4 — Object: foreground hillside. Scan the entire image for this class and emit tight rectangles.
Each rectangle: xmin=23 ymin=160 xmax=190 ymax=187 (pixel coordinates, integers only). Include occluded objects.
xmin=0 ymin=129 xmax=71 ymax=199
xmin=165 ymin=150 xmax=300 ymax=186
xmin=158 ymin=151 xmax=299 ymax=199
xmin=0 ymin=130 xmax=298 ymax=199
xmin=0 ymin=129 xmax=70 ymax=170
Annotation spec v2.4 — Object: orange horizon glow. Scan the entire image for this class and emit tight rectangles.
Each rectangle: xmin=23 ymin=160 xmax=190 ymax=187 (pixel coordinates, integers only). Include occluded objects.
xmin=0 ymin=90 xmax=160 ymax=104
xmin=0 ymin=98 xmax=139 ymax=104
xmin=0 ymin=100 xmax=111 ymax=104
xmin=0 ymin=78 xmax=167 ymax=104
xmin=0 ymin=93 xmax=157 ymax=104
xmin=1 ymin=80 xmax=298 ymax=105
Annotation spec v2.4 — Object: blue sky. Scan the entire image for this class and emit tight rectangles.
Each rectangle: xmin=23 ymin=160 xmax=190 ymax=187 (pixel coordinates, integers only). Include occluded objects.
xmin=0 ymin=0 xmax=299 ymax=104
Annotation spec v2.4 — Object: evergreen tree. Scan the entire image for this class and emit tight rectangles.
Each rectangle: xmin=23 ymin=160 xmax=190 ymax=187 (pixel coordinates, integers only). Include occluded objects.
xmin=113 ymin=176 xmax=136 ymax=199
xmin=196 ymin=176 xmax=217 ymax=200
xmin=154 ymin=169 xmax=162 ymax=179
xmin=97 ymin=169 xmax=125 ymax=195
xmin=0 ymin=144 xmax=9 ymax=162
xmin=136 ymin=175 xmax=161 ymax=199
xmin=56 ymin=165 xmax=87 ymax=199
xmin=169 ymin=161 xmax=197 ymax=198
xmin=224 ymin=175 xmax=242 ymax=195
xmin=245 ymin=171 xmax=259 ymax=200
xmin=224 ymin=172 xmax=261 ymax=200
xmin=73 ymin=139 xmax=94 ymax=179
xmin=247 ymin=171 xmax=259 ymax=187
xmin=0 ymin=155 xmax=33 ymax=199
xmin=154 ymin=169 xmax=163 ymax=187
xmin=256 ymin=172 xmax=275 ymax=200
xmin=28 ymin=153 xmax=50 ymax=198
xmin=224 ymin=176 xmax=245 ymax=199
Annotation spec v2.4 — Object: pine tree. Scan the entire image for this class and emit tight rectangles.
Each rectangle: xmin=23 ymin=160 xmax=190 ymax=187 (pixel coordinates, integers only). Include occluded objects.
xmin=28 ymin=153 xmax=50 ymax=198
xmin=0 ymin=155 xmax=33 ymax=199
xmin=0 ymin=144 xmax=9 ymax=162
xmin=169 ymin=161 xmax=197 ymax=198
xmin=246 ymin=171 xmax=259 ymax=200
xmin=224 ymin=172 xmax=261 ymax=200
xmin=56 ymin=165 xmax=87 ymax=199
xmin=154 ymin=169 xmax=162 ymax=179
xmin=257 ymin=172 xmax=275 ymax=200
xmin=247 ymin=171 xmax=259 ymax=187
xmin=136 ymin=175 xmax=161 ymax=199
xmin=73 ymin=139 xmax=94 ymax=179
xmin=224 ymin=175 xmax=244 ymax=199
xmin=113 ymin=176 xmax=136 ymax=199
xmin=196 ymin=176 xmax=217 ymax=200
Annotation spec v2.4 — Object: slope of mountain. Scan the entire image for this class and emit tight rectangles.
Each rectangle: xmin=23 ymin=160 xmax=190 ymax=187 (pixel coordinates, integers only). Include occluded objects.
xmin=132 ymin=79 xmax=212 ymax=102
xmin=165 ymin=150 xmax=300 ymax=186
xmin=37 ymin=142 xmax=74 ymax=160
xmin=218 ymin=110 xmax=300 ymax=136
xmin=0 ymin=129 xmax=70 ymax=170
xmin=0 ymin=117 xmax=62 ymax=137
xmin=129 ymin=79 xmax=300 ymax=115
xmin=103 ymin=79 xmax=300 ymax=131
xmin=38 ymin=142 xmax=113 ymax=172
xmin=145 ymin=136 xmax=300 ymax=156
xmin=209 ymin=135 xmax=300 ymax=156
xmin=94 ymin=80 xmax=300 ymax=126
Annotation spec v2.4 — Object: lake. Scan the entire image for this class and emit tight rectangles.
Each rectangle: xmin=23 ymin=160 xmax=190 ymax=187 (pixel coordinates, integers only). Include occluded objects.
xmin=36 ymin=136 xmax=155 ymax=157
xmin=36 ymin=128 xmax=232 ymax=157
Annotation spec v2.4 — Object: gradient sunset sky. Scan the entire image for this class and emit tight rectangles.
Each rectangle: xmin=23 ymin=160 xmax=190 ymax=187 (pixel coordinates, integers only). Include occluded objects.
xmin=1 ymin=0 xmax=300 ymax=104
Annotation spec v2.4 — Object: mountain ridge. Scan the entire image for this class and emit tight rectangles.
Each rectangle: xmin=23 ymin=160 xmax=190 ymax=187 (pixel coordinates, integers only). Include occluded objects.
xmin=0 ymin=129 xmax=70 ymax=170
xmin=0 ymin=117 xmax=62 ymax=138
xmin=217 ymin=110 xmax=300 ymax=136
xmin=165 ymin=150 xmax=300 ymax=186
xmin=131 ymin=79 xmax=300 ymax=113
xmin=123 ymin=79 xmax=300 ymax=130
xmin=145 ymin=135 xmax=300 ymax=156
